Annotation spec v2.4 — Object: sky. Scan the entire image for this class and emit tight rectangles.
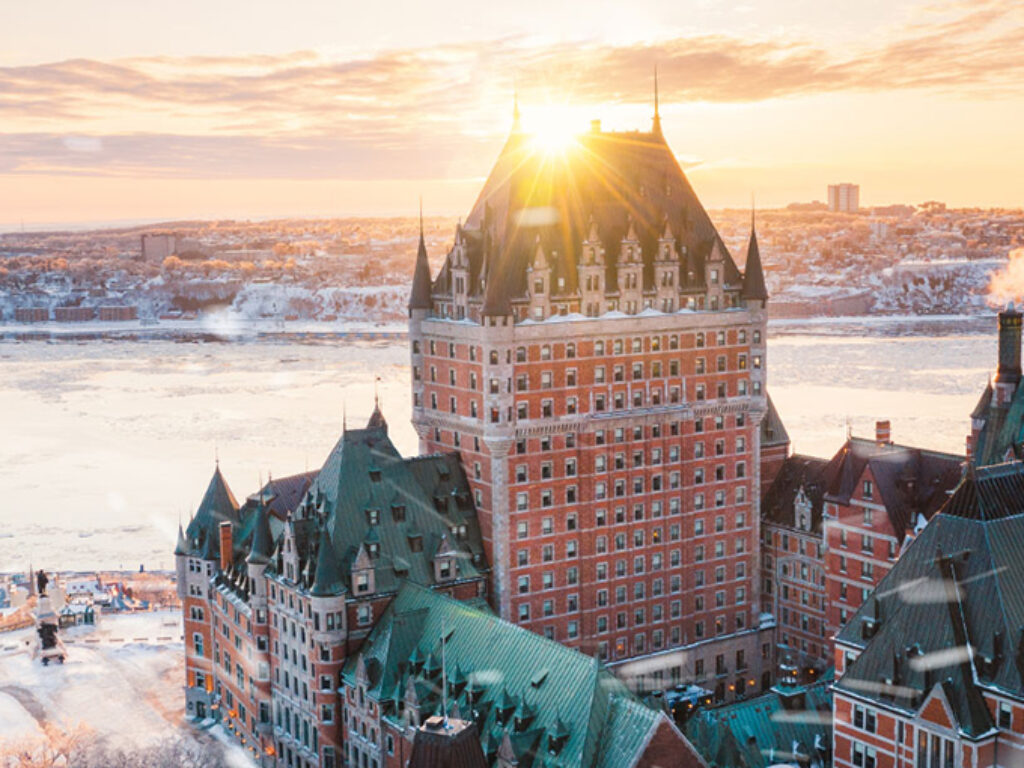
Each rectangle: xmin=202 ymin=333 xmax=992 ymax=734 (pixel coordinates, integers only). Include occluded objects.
xmin=1 ymin=0 xmax=1022 ymax=227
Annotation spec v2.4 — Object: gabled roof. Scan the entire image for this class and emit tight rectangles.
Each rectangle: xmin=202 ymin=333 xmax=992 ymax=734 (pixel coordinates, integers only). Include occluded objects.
xmin=762 ymin=454 xmax=833 ymax=532
xmin=835 ymin=463 xmax=1024 ymax=738
xmin=428 ymin=127 xmax=743 ymax=316
xmin=823 ymin=437 xmax=962 ymax=538
xmin=342 ymin=583 xmax=701 ymax=768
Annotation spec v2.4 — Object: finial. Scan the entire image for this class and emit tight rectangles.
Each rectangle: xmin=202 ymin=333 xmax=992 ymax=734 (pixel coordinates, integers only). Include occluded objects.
xmin=751 ymin=192 xmax=756 ymax=231
xmin=652 ymin=64 xmax=662 ymax=135
xmin=419 ymin=196 xmax=424 ymax=239
xmin=215 ymin=444 xmax=219 ymax=467
xmin=342 ymin=401 xmax=347 ymax=433
xmin=374 ymin=376 xmax=381 ymax=410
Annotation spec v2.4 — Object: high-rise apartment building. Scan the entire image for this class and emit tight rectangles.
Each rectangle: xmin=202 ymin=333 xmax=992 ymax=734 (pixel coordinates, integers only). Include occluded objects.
xmin=827 ymin=183 xmax=860 ymax=213
xmin=409 ymin=107 xmax=776 ymax=695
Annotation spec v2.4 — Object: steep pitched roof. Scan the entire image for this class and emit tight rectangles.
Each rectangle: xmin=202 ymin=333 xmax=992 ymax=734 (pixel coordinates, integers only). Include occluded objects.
xmin=762 ymin=454 xmax=833 ymax=533
xmin=183 ymin=465 xmax=241 ymax=558
xmin=409 ymin=225 xmax=433 ymax=311
xmin=429 ymin=128 xmax=742 ymax=316
xmin=972 ymin=381 xmax=1024 ymax=467
xmin=310 ymin=525 xmax=346 ymax=597
xmin=740 ymin=226 xmax=768 ymax=302
xmin=289 ymin=415 xmax=486 ymax=594
xmin=343 ymin=583 xmax=699 ymax=768
xmin=835 ymin=463 xmax=1024 ymax=739
xmin=760 ymin=394 xmax=790 ymax=449
xmin=823 ymin=437 xmax=962 ymax=539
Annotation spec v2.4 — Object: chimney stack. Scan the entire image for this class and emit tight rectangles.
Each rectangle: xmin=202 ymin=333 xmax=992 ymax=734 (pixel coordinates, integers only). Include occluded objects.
xmin=995 ymin=304 xmax=1022 ymax=403
xmin=875 ymin=420 xmax=892 ymax=446
xmin=219 ymin=521 xmax=233 ymax=572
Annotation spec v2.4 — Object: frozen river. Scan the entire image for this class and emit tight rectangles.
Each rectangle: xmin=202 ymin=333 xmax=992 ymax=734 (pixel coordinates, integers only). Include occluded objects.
xmin=0 ymin=316 xmax=997 ymax=572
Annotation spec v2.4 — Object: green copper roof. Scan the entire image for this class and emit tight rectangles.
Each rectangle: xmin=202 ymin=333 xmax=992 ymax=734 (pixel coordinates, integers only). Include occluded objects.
xmin=307 ymin=420 xmax=486 ymax=593
xmin=184 ymin=465 xmax=240 ymax=558
xmin=246 ymin=503 xmax=274 ymax=565
xmin=685 ymin=675 xmax=833 ymax=768
xmin=342 ymin=583 xmax=690 ymax=768
xmin=310 ymin=525 xmax=346 ymax=597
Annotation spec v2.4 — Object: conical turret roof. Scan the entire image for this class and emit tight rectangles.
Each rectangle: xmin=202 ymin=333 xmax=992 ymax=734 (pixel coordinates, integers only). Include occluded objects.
xmin=174 ymin=523 xmax=189 ymax=556
xmin=311 ymin=526 xmax=346 ymax=597
xmin=409 ymin=216 xmax=432 ymax=310
xmin=741 ymin=225 xmax=768 ymax=302
xmin=246 ymin=503 xmax=274 ymax=565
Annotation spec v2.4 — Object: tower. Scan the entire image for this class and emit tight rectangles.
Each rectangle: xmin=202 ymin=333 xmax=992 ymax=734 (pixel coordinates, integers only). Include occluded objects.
xmin=409 ymin=106 xmax=773 ymax=697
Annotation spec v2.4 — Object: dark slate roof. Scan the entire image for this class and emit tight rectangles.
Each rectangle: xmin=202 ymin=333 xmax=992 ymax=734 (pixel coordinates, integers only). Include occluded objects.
xmin=255 ymin=472 xmax=316 ymax=520
xmin=310 ymin=525 xmax=346 ymax=597
xmin=740 ymin=227 xmax=768 ymax=302
xmin=246 ymin=503 xmax=274 ymax=565
xmin=762 ymin=454 xmax=833 ymax=533
xmin=183 ymin=466 xmax=241 ymax=559
xmin=760 ymin=394 xmax=790 ymax=449
xmin=823 ymin=437 xmax=963 ymax=539
xmin=685 ymin=675 xmax=833 ymax=768
xmin=428 ymin=128 xmax=744 ymax=316
xmin=834 ymin=463 xmax=1024 ymax=739
xmin=410 ymin=226 xmax=433 ymax=311
xmin=409 ymin=718 xmax=488 ymax=768
xmin=342 ymin=582 xmax=701 ymax=768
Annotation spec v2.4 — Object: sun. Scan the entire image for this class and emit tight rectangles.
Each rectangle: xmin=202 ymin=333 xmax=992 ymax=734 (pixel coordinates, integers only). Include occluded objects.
xmin=526 ymin=105 xmax=581 ymax=155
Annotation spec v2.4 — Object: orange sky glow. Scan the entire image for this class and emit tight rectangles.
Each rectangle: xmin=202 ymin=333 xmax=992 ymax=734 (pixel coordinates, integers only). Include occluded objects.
xmin=1 ymin=0 xmax=1022 ymax=228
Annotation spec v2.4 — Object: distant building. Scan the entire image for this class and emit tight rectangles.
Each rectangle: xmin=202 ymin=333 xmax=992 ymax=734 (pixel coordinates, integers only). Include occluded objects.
xmin=14 ymin=307 xmax=50 ymax=323
xmin=828 ymin=184 xmax=860 ymax=213
xmin=53 ymin=306 xmax=95 ymax=322
xmin=97 ymin=306 xmax=138 ymax=322
xmin=141 ymin=233 xmax=205 ymax=261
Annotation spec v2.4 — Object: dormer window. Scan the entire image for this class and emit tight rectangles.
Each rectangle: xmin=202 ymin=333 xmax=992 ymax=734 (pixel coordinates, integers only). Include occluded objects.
xmin=367 ymin=542 xmax=379 ymax=558
xmin=366 ymin=509 xmax=379 ymax=526
xmin=369 ymin=470 xmax=381 ymax=483
xmin=355 ymin=573 xmax=369 ymax=594
xmin=408 ymin=534 xmax=423 ymax=553
xmin=391 ymin=505 xmax=406 ymax=522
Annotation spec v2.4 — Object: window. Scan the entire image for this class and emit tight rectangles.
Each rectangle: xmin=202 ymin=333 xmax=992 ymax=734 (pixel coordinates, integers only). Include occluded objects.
xmin=999 ymin=701 xmax=1012 ymax=729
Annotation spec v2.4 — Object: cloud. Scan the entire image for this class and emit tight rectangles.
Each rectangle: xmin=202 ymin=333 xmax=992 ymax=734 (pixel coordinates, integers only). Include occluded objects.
xmin=0 ymin=0 xmax=1021 ymax=180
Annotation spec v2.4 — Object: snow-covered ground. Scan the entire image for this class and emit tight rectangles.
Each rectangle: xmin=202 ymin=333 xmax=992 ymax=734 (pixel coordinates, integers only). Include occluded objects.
xmin=0 ymin=610 xmax=254 ymax=764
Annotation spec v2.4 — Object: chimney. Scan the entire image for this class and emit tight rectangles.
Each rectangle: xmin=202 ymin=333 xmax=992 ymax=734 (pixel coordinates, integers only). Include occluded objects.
xmin=875 ymin=420 xmax=892 ymax=446
xmin=219 ymin=521 xmax=233 ymax=572
xmin=995 ymin=305 xmax=1023 ymax=403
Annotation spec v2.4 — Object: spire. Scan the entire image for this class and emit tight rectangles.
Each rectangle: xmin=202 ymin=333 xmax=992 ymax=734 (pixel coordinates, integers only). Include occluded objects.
xmin=368 ymin=379 xmax=388 ymax=431
xmin=652 ymin=64 xmax=662 ymax=136
xmin=741 ymin=213 xmax=768 ymax=304
xmin=409 ymin=199 xmax=432 ymax=311
xmin=175 ymin=522 xmax=189 ymax=556
xmin=441 ymin=617 xmax=449 ymax=730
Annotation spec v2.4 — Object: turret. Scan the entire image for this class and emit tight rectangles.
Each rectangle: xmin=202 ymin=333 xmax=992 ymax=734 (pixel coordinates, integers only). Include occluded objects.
xmin=409 ymin=206 xmax=432 ymax=314
xmin=741 ymin=222 xmax=768 ymax=308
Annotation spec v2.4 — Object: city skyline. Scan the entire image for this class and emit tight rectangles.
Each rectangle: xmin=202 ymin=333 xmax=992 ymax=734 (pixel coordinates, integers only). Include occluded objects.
xmin=2 ymin=0 xmax=1023 ymax=226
